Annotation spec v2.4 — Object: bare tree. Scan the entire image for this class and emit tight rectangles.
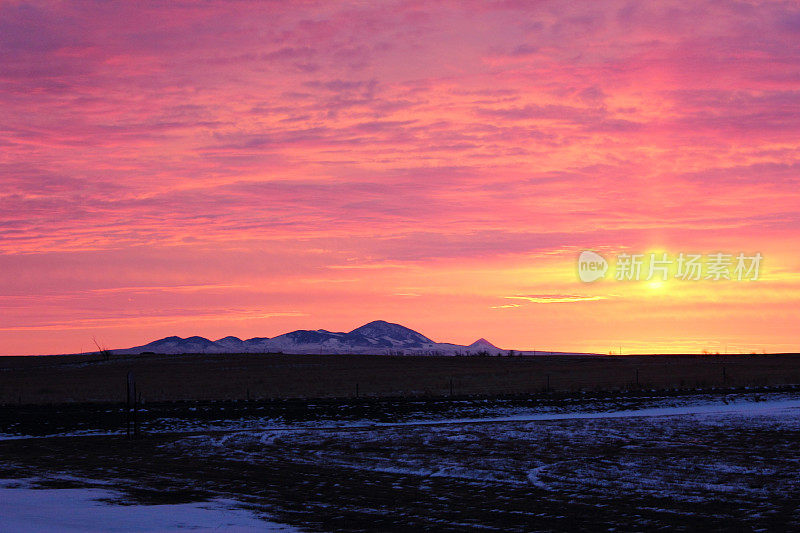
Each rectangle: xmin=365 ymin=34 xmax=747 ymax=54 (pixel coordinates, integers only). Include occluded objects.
xmin=92 ymin=336 xmax=112 ymax=361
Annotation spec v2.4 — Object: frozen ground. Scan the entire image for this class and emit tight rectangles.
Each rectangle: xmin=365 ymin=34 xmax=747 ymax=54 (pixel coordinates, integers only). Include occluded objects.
xmin=2 ymin=391 xmax=799 ymax=531
xmin=3 ymin=386 xmax=798 ymax=439
xmin=175 ymin=396 xmax=800 ymax=500
xmin=0 ymin=478 xmax=297 ymax=532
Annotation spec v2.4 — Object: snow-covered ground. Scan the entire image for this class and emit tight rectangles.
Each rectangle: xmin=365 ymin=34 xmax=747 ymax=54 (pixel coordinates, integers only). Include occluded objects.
xmin=4 ymin=388 xmax=798 ymax=440
xmin=164 ymin=394 xmax=800 ymax=522
xmin=383 ymin=396 xmax=800 ymax=426
xmin=3 ymin=392 xmax=800 ymax=530
xmin=0 ymin=479 xmax=297 ymax=532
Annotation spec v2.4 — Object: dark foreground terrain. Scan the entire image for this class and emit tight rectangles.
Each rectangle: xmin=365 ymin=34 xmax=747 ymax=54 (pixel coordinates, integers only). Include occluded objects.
xmin=2 ymin=390 xmax=799 ymax=531
xmin=2 ymin=354 xmax=800 ymax=531
xmin=2 ymin=352 xmax=800 ymax=404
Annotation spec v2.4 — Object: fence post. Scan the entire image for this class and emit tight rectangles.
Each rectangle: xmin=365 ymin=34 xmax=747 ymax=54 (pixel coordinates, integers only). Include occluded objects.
xmin=126 ymin=372 xmax=140 ymax=439
xmin=126 ymin=372 xmax=134 ymax=439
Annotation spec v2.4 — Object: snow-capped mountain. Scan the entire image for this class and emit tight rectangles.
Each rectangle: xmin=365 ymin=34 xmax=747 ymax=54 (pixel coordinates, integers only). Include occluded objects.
xmin=113 ymin=320 xmax=517 ymax=356
xmin=132 ymin=336 xmax=218 ymax=354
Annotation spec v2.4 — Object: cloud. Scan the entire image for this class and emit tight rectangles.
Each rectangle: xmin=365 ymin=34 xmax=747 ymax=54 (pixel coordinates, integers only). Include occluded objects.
xmin=1 ymin=0 xmax=799 ymax=353
xmin=0 ymin=309 xmax=308 ymax=333
xmin=89 ymin=284 xmax=250 ymax=294
xmin=504 ymin=295 xmax=608 ymax=304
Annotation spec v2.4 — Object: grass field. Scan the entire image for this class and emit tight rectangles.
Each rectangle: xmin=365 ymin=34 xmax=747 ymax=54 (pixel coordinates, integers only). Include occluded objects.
xmin=2 ymin=352 xmax=800 ymax=404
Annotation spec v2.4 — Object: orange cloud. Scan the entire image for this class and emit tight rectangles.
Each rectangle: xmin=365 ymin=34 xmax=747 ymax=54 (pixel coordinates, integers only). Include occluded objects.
xmin=0 ymin=0 xmax=798 ymax=354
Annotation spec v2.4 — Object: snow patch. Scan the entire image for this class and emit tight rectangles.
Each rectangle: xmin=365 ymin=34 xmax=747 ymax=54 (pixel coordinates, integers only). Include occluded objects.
xmin=0 ymin=479 xmax=298 ymax=532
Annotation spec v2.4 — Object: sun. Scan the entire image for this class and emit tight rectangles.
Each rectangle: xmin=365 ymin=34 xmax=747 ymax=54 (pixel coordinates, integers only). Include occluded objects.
xmin=647 ymin=280 xmax=666 ymax=291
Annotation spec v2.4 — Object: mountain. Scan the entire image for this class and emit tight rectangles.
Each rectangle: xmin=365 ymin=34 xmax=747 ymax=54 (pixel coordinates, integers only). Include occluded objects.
xmin=113 ymin=320 xmax=519 ymax=356
xmin=133 ymin=335 xmax=218 ymax=354
xmin=214 ymin=336 xmax=246 ymax=351
xmin=468 ymin=338 xmax=500 ymax=352
xmin=349 ymin=320 xmax=433 ymax=346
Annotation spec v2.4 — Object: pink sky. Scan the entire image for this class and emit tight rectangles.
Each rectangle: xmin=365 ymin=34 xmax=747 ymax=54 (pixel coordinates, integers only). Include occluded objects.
xmin=1 ymin=0 xmax=799 ymax=355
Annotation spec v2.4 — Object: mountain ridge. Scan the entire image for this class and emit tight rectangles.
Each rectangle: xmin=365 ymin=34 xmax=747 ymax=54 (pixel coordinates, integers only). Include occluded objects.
xmin=111 ymin=320 xmax=589 ymax=356
xmin=113 ymin=320 xmax=502 ymax=356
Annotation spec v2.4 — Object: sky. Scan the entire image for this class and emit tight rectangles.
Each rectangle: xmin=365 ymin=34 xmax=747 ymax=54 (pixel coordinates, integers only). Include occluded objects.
xmin=1 ymin=0 xmax=799 ymax=355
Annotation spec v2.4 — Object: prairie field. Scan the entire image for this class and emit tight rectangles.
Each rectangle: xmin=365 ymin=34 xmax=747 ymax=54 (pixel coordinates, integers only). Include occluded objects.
xmin=2 ymin=352 xmax=800 ymax=404
xmin=3 ymin=354 xmax=800 ymax=531
xmin=2 ymin=391 xmax=800 ymax=531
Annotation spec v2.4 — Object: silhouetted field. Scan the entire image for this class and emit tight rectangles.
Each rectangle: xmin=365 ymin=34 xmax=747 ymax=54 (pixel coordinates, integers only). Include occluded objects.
xmin=2 ymin=352 xmax=800 ymax=404
xmin=3 ymin=353 xmax=800 ymax=531
xmin=3 ymin=395 xmax=800 ymax=531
